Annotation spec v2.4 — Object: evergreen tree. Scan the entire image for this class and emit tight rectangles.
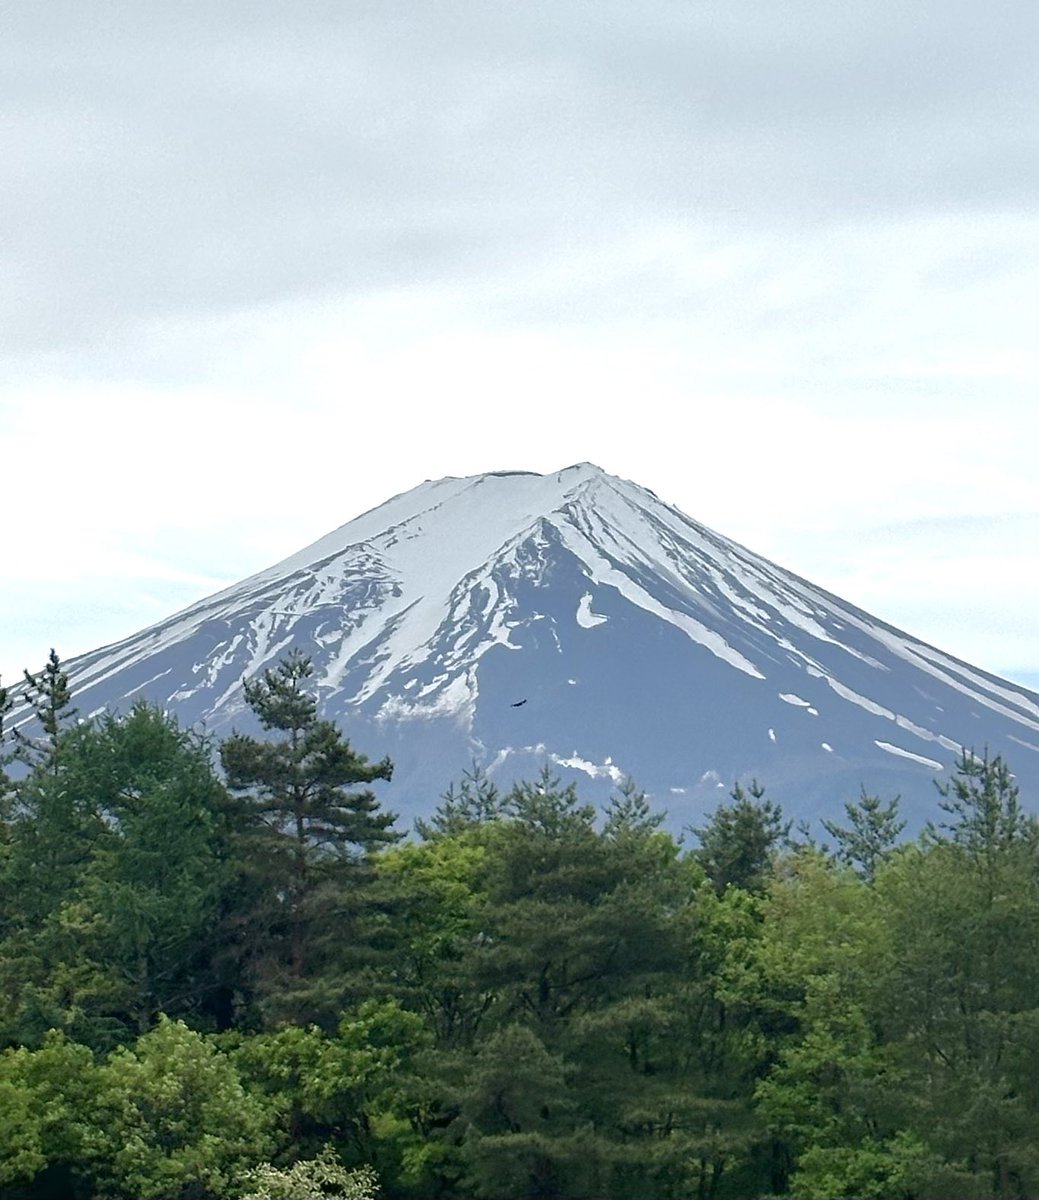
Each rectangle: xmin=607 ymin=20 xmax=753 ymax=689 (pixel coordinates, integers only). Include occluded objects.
xmin=0 ymin=673 xmax=13 ymax=819
xmin=822 ymin=787 xmax=905 ymax=883
xmin=0 ymin=704 xmax=235 ymax=1048
xmin=415 ymin=762 xmax=505 ymax=840
xmin=602 ymin=775 xmax=665 ymax=841
xmin=693 ymin=780 xmax=790 ymax=894
xmin=219 ymin=651 xmax=397 ymax=1025
xmin=505 ymin=765 xmax=597 ymax=838
xmin=14 ymin=649 xmax=76 ymax=772
xmin=930 ymin=746 xmax=1032 ymax=860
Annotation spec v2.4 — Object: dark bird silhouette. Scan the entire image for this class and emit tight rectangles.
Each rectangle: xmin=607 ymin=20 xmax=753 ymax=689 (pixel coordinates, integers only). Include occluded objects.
xmin=510 ymin=699 xmax=527 ymax=707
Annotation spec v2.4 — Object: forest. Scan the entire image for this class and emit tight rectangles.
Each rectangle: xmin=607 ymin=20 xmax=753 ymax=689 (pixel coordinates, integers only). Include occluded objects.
xmin=1 ymin=649 xmax=1038 ymax=1200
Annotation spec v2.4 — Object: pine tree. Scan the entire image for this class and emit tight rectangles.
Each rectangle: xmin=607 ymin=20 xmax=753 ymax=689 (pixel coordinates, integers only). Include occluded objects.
xmin=0 ymin=674 xmax=13 ymax=819
xmin=822 ymin=787 xmax=905 ymax=883
xmin=219 ymin=652 xmax=397 ymax=1024
xmin=14 ymin=649 xmax=77 ymax=773
xmin=693 ymin=779 xmax=790 ymax=894
xmin=930 ymin=746 xmax=1031 ymax=860
xmin=505 ymin=765 xmax=597 ymax=838
xmin=415 ymin=761 xmax=505 ymax=840
xmin=602 ymin=775 xmax=664 ymax=841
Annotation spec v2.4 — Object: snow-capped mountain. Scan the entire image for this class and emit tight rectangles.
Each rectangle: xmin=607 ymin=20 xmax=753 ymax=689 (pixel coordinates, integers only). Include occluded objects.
xmin=21 ymin=463 xmax=1039 ymax=829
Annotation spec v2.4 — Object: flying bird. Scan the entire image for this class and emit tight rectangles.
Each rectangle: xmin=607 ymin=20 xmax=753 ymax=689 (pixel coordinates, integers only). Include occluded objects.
xmin=510 ymin=699 xmax=527 ymax=707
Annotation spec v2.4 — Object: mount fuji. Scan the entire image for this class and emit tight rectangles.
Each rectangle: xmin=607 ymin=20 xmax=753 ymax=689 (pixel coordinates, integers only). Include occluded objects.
xmin=22 ymin=463 xmax=1039 ymax=830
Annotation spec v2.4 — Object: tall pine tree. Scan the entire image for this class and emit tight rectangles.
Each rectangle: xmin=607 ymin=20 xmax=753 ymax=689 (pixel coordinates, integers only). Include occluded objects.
xmin=219 ymin=651 xmax=397 ymax=1026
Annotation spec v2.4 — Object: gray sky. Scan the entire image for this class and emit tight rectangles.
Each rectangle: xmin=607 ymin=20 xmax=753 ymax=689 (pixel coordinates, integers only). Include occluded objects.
xmin=3 ymin=1 xmax=1037 ymax=692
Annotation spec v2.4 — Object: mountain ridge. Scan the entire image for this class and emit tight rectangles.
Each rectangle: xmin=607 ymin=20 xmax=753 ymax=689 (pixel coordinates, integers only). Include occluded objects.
xmin=10 ymin=463 xmax=1039 ymax=830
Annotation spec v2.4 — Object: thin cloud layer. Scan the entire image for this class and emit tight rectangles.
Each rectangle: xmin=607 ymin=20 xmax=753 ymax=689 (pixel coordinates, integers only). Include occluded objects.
xmin=4 ymin=1 xmax=1035 ymax=350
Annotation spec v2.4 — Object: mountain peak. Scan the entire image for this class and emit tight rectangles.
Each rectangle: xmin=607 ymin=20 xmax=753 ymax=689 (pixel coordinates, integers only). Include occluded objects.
xmin=22 ymin=466 xmax=1039 ymax=831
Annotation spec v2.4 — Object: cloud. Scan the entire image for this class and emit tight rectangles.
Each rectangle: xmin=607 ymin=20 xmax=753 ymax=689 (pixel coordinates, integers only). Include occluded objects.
xmin=1 ymin=2 xmax=1035 ymax=689
xmin=3 ymin=1 xmax=1035 ymax=354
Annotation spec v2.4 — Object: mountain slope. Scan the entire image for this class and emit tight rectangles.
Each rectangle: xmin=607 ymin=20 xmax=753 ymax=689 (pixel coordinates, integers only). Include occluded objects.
xmin=19 ymin=463 xmax=1039 ymax=829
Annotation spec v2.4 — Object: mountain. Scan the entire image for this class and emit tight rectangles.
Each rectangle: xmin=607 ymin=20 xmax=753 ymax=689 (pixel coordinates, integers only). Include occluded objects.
xmin=17 ymin=463 xmax=1039 ymax=830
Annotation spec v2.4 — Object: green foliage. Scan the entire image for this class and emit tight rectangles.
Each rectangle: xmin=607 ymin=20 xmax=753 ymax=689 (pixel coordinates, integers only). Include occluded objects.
xmin=694 ymin=779 xmax=791 ymax=894
xmin=505 ymin=764 xmax=597 ymax=836
xmin=239 ymin=1144 xmax=378 ymax=1199
xmin=219 ymin=651 xmax=398 ymax=1025
xmin=92 ymin=1017 xmax=272 ymax=1200
xmin=0 ymin=672 xmax=13 ymax=815
xmin=415 ymin=762 xmax=505 ymax=839
xmin=822 ymin=787 xmax=905 ymax=882
xmin=602 ymin=774 xmax=665 ymax=841
xmin=0 ymin=704 xmax=235 ymax=1048
xmin=3 ymin=655 xmax=1039 ymax=1200
xmin=931 ymin=746 xmax=1033 ymax=859
xmin=0 ymin=1032 xmax=99 ymax=1195
xmin=14 ymin=648 xmax=77 ymax=771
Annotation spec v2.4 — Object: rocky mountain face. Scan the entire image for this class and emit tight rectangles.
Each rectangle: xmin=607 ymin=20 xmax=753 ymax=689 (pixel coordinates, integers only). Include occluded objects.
xmin=19 ymin=463 xmax=1039 ymax=829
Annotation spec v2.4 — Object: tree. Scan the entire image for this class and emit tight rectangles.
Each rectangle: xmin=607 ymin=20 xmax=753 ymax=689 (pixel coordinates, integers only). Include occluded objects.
xmin=0 ymin=1031 xmax=101 ymax=1198
xmin=0 ymin=673 xmax=13 ymax=812
xmin=822 ymin=788 xmax=905 ymax=883
xmin=219 ymin=652 xmax=397 ymax=1025
xmin=0 ymin=704 xmax=236 ymax=1049
xmin=75 ymin=705 xmax=238 ymax=1036
xmin=92 ymin=1017 xmax=273 ymax=1200
xmin=693 ymin=780 xmax=790 ymax=894
xmin=455 ymin=1024 xmax=586 ymax=1200
xmin=14 ymin=649 xmax=77 ymax=772
xmin=930 ymin=747 xmax=1032 ymax=863
xmin=239 ymin=1145 xmax=378 ymax=1200
xmin=873 ymin=833 xmax=1039 ymax=1198
xmin=505 ymin=765 xmax=597 ymax=838
xmin=415 ymin=762 xmax=505 ymax=840
xmin=602 ymin=775 xmax=665 ymax=841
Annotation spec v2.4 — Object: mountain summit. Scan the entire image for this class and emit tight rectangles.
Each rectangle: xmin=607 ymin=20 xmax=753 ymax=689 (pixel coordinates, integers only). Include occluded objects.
xmin=33 ymin=464 xmax=1039 ymax=827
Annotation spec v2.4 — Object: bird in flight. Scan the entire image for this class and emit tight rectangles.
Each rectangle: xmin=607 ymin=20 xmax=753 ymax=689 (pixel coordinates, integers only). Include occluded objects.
xmin=510 ymin=699 xmax=527 ymax=708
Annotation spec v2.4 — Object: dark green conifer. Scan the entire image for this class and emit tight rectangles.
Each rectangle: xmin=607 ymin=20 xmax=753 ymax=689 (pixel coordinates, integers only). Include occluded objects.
xmin=0 ymin=674 xmax=13 ymax=818
xmin=14 ymin=649 xmax=76 ymax=773
xmin=823 ymin=787 xmax=905 ymax=882
xmin=219 ymin=651 xmax=397 ymax=1024
xmin=602 ymin=775 xmax=664 ymax=840
xmin=415 ymin=761 xmax=505 ymax=840
xmin=693 ymin=779 xmax=790 ymax=894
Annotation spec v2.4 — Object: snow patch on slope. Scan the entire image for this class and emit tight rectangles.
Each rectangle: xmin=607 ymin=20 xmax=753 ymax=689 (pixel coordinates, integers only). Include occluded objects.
xmin=875 ymin=741 xmax=944 ymax=771
xmin=576 ymin=593 xmax=608 ymax=628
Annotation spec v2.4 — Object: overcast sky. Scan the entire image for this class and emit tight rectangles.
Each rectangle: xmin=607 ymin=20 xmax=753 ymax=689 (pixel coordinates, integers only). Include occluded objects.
xmin=2 ymin=1 xmax=1037 ymax=693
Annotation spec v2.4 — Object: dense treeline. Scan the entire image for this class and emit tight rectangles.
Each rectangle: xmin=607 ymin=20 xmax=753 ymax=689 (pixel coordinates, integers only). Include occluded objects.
xmin=2 ymin=651 xmax=1039 ymax=1199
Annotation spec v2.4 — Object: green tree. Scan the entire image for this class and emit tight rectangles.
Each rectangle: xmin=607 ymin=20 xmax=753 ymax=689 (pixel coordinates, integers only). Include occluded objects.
xmin=239 ymin=1144 xmax=377 ymax=1200
xmin=92 ymin=1017 xmax=273 ymax=1200
xmin=456 ymin=1023 xmax=586 ymax=1200
xmin=415 ymin=762 xmax=505 ymax=840
xmin=602 ymin=775 xmax=665 ymax=841
xmin=0 ymin=1032 xmax=100 ymax=1199
xmin=0 ymin=673 xmax=13 ymax=817
xmin=0 ymin=705 xmax=235 ymax=1049
xmin=219 ymin=651 xmax=397 ymax=1025
xmin=823 ymin=787 xmax=905 ymax=883
xmin=505 ymin=765 xmax=597 ymax=837
xmin=408 ymin=772 xmax=770 ymax=1198
xmin=748 ymin=853 xmax=903 ymax=1197
xmin=693 ymin=780 xmax=790 ymax=894
xmin=875 ymin=767 xmax=1039 ymax=1200
xmin=14 ymin=649 xmax=77 ymax=773
xmin=76 ymin=705 xmax=238 ymax=1036
xmin=229 ymin=999 xmax=430 ymax=1196
xmin=931 ymin=747 xmax=1032 ymax=864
